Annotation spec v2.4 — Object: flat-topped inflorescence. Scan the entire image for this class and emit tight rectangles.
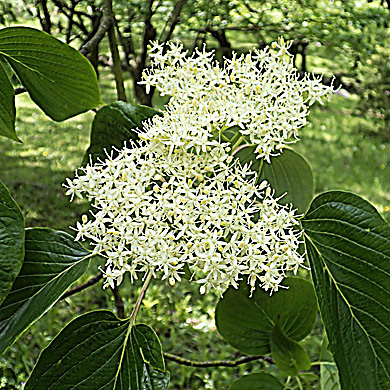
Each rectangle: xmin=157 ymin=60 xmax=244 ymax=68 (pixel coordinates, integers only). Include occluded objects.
xmin=64 ymin=38 xmax=334 ymax=295
xmin=140 ymin=38 xmax=335 ymax=162
xmin=64 ymin=139 xmax=304 ymax=295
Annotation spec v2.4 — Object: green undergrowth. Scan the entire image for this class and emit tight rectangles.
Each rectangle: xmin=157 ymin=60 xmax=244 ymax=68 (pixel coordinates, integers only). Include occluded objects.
xmin=0 ymin=77 xmax=389 ymax=389
xmin=293 ymin=93 xmax=389 ymax=222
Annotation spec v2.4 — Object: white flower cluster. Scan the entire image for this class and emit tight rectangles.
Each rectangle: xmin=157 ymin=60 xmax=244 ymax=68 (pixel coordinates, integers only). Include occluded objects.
xmin=65 ymin=138 xmax=304 ymax=295
xmin=64 ymin=39 xmax=322 ymax=295
xmin=140 ymin=38 xmax=334 ymax=162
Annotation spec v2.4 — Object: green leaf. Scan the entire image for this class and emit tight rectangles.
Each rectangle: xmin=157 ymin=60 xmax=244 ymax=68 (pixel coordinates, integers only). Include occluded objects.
xmin=215 ymin=277 xmax=317 ymax=355
xmin=235 ymin=147 xmax=314 ymax=214
xmin=0 ymin=228 xmax=90 ymax=355
xmin=25 ymin=311 xmax=141 ymax=389
xmin=0 ymin=180 xmax=24 ymax=304
xmin=134 ymin=324 xmax=165 ymax=372
xmin=0 ymin=27 xmax=102 ymax=122
xmin=229 ymin=373 xmax=283 ymax=390
xmin=320 ymin=334 xmax=340 ymax=390
xmin=302 ymin=191 xmax=390 ymax=390
xmin=114 ymin=101 xmax=159 ymax=128
xmin=233 ymin=144 xmax=263 ymax=171
xmin=299 ymin=372 xmax=319 ymax=382
xmin=0 ymin=60 xmax=16 ymax=141
xmin=270 ymin=323 xmax=311 ymax=376
xmin=261 ymin=148 xmax=314 ymax=214
xmin=25 ymin=311 xmax=169 ymax=389
xmin=83 ymin=101 xmax=160 ymax=164
xmin=142 ymin=365 xmax=170 ymax=390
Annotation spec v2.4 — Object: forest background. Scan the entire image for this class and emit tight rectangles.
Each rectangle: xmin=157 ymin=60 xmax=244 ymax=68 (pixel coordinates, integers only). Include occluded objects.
xmin=0 ymin=0 xmax=389 ymax=388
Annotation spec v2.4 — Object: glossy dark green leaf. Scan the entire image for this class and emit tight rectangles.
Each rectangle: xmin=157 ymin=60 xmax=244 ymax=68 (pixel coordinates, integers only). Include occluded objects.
xmin=0 ymin=228 xmax=90 ymax=355
xmin=233 ymin=144 xmax=263 ymax=172
xmin=25 ymin=311 xmax=142 ymax=389
xmin=142 ymin=365 xmax=170 ymax=390
xmin=235 ymin=147 xmax=313 ymax=213
xmin=135 ymin=324 xmax=165 ymax=372
xmin=0 ymin=60 xmax=16 ymax=141
xmin=83 ymin=101 xmax=160 ymax=164
xmin=260 ymin=148 xmax=314 ymax=214
xmin=0 ymin=180 xmax=24 ymax=304
xmin=270 ymin=323 xmax=311 ymax=376
xmin=0 ymin=27 xmax=102 ymax=122
xmin=302 ymin=191 xmax=390 ymax=390
xmin=25 ymin=311 xmax=169 ymax=389
xmin=229 ymin=373 xmax=283 ymax=390
xmin=215 ymin=277 xmax=317 ymax=355
xmin=115 ymin=102 xmax=159 ymax=128
xmin=320 ymin=334 xmax=340 ymax=390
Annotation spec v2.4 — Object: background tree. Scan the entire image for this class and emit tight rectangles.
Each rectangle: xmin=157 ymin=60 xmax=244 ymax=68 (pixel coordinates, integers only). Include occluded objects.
xmin=0 ymin=2 xmax=389 ymax=388
xmin=3 ymin=0 xmax=389 ymax=118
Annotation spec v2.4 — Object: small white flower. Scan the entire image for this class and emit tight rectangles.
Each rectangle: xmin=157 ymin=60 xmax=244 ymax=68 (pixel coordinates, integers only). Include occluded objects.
xmin=63 ymin=38 xmax=327 ymax=295
xmin=66 ymin=139 xmax=304 ymax=294
xmin=140 ymin=38 xmax=335 ymax=162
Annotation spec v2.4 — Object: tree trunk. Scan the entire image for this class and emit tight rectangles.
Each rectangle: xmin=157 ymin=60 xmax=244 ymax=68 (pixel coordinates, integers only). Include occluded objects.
xmin=210 ymin=29 xmax=232 ymax=59
xmin=133 ymin=0 xmax=156 ymax=106
xmin=300 ymin=42 xmax=309 ymax=73
xmin=65 ymin=0 xmax=77 ymax=43
xmin=40 ymin=0 xmax=52 ymax=33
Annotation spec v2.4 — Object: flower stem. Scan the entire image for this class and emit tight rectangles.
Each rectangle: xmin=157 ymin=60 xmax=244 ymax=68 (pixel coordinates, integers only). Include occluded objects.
xmin=220 ymin=133 xmax=230 ymax=142
xmin=229 ymin=131 xmax=242 ymax=147
xmin=231 ymin=135 xmax=246 ymax=151
xmin=129 ymin=270 xmax=154 ymax=326
xmin=163 ymin=353 xmax=274 ymax=367
xmin=284 ymin=377 xmax=292 ymax=388
xmin=255 ymin=158 xmax=264 ymax=185
xmin=310 ymin=361 xmax=335 ymax=366
xmin=212 ymin=131 xmax=230 ymax=142
xmin=296 ymin=376 xmax=304 ymax=390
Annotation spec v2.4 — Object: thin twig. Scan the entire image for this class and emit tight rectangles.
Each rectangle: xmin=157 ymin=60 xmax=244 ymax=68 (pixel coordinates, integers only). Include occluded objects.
xmin=129 ymin=271 xmax=154 ymax=326
xmin=59 ymin=272 xmax=103 ymax=301
xmin=79 ymin=3 xmax=113 ymax=56
xmin=105 ymin=1 xmax=127 ymax=102
xmin=161 ymin=0 xmax=187 ymax=43
xmin=14 ymin=4 xmax=110 ymax=97
xmin=163 ymin=353 xmax=274 ymax=367
xmin=51 ymin=0 xmax=92 ymax=20
xmin=111 ymin=285 xmax=126 ymax=319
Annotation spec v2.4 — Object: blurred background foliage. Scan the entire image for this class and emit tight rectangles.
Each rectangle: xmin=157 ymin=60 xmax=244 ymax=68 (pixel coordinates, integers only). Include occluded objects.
xmin=2 ymin=0 xmax=390 ymax=117
xmin=0 ymin=0 xmax=389 ymax=388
